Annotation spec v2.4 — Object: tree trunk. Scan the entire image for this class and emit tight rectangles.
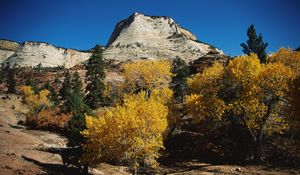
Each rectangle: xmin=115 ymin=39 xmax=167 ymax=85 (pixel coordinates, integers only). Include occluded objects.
xmin=253 ymin=130 xmax=264 ymax=163
xmin=253 ymin=138 xmax=261 ymax=163
xmin=82 ymin=164 xmax=88 ymax=175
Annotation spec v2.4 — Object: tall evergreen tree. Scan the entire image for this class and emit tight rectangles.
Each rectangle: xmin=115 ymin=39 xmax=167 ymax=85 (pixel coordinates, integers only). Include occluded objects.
xmin=171 ymin=56 xmax=190 ymax=102
xmin=85 ymin=45 xmax=105 ymax=108
xmin=62 ymin=72 xmax=91 ymax=173
xmin=66 ymin=71 xmax=92 ymax=146
xmin=43 ymin=80 xmax=60 ymax=106
xmin=240 ymin=24 xmax=268 ymax=63
xmin=60 ymin=69 xmax=72 ymax=100
xmin=6 ymin=62 xmax=17 ymax=94
xmin=72 ymin=71 xmax=84 ymax=98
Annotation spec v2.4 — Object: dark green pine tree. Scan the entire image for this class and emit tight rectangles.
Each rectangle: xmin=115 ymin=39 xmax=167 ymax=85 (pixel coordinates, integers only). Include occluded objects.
xmin=43 ymin=80 xmax=51 ymax=90
xmin=72 ymin=71 xmax=84 ymax=98
xmin=66 ymin=71 xmax=92 ymax=146
xmin=60 ymin=69 xmax=72 ymax=100
xmin=6 ymin=62 xmax=17 ymax=94
xmin=171 ymin=56 xmax=190 ymax=102
xmin=43 ymin=80 xmax=60 ymax=106
xmin=240 ymin=24 xmax=268 ymax=63
xmin=85 ymin=45 xmax=105 ymax=108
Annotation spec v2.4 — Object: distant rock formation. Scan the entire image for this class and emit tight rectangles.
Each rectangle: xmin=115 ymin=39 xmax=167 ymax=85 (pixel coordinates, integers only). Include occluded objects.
xmin=189 ymin=53 xmax=231 ymax=74
xmin=1 ymin=12 xmax=227 ymax=68
xmin=0 ymin=40 xmax=91 ymax=68
xmin=103 ymin=12 xmax=223 ymax=63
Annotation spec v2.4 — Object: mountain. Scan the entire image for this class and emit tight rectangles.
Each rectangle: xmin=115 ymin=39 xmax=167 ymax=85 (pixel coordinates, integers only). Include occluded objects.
xmin=103 ymin=12 xmax=223 ymax=63
xmin=0 ymin=40 xmax=91 ymax=68
xmin=0 ymin=12 xmax=225 ymax=68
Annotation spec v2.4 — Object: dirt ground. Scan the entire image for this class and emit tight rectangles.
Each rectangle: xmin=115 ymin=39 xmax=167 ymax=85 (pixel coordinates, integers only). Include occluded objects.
xmin=0 ymin=94 xmax=299 ymax=175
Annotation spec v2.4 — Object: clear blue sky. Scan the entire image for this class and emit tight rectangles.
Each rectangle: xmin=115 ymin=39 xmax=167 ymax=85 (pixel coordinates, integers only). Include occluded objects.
xmin=0 ymin=0 xmax=299 ymax=56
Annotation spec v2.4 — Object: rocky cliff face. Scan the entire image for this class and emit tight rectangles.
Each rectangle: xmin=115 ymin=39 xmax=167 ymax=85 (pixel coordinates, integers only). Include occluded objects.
xmin=189 ymin=53 xmax=231 ymax=74
xmin=103 ymin=12 xmax=223 ymax=63
xmin=1 ymin=12 xmax=226 ymax=68
xmin=0 ymin=40 xmax=20 ymax=51
xmin=0 ymin=40 xmax=91 ymax=68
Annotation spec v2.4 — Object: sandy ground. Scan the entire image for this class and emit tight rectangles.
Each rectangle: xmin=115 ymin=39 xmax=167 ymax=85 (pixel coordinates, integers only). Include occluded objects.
xmin=0 ymin=94 xmax=299 ymax=175
xmin=0 ymin=94 xmax=67 ymax=175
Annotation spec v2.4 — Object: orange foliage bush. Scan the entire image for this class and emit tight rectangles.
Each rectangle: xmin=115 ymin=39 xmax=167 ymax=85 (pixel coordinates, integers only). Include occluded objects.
xmin=26 ymin=109 xmax=71 ymax=130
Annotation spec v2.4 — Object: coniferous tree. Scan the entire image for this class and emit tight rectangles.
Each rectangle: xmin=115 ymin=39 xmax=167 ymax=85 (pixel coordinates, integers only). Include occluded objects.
xmin=64 ymin=71 xmax=89 ymax=114
xmin=171 ymin=56 xmax=189 ymax=102
xmin=25 ymin=78 xmax=39 ymax=93
xmin=85 ymin=45 xmax=105 ymax=108
xmin=60 ymin=70 xmax=72 ymax=100
xmin=6 ymin=63 xmax=17 ymax=94
xmin=43 ymin=80 xmax=51 ymax=90
xmin=49 ymin=87 xmax=59 ymax=106
xmin=72 ymin=71 xmax=84 ymax=98
xmin=43 ymin=81 xmax=60 ymax=106
xmin=65 ymin=71 xmax=92 ymax=146
xmin=240 ymin=24 xmax=268 ymax=63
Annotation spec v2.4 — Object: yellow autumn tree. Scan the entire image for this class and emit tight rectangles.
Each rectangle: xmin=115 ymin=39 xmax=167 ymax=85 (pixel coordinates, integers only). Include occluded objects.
xmin=122 ymin=60 xmax=176 ymax=134
xmin=82 ymin=60 xmax=174 ymax=171
xmin=82 ymin=91 xmax=169 ymax=169
xmin=186 ymin=62 xmax=226 ymax=122
xmin=186 ymin=54 xmax=295 ymax=161
xmin=20 ymin=85 xmax=50 ymax=115
xmin=123 ymin=60 xmax=173 ymax=93
xmin=268 ymin=48 xmax=300 ymax=139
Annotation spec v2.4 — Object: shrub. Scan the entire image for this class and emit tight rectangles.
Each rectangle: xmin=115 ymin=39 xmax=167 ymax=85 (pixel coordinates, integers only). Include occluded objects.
xmin=26 ymin=109 xmax=71 ymax=130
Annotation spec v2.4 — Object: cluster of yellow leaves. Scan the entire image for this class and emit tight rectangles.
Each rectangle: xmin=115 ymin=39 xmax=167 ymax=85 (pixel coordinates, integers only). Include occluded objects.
xmin=82 ymin=91 xmax=168 ymax=168
xmin=227 ymin=54 xmax=262 ymax=88
xmin=186 ymin=62 xmax=226 ymax=121
xmin=187 ymin=53 xmax=294 ymax=136
xmin=268 ymin=48 xmax=300 ymax=133
xmin=268 ymin=48 xmax=300 ymax=76
xmin=123 ymin=60 xmax=173 ymax=91
xmin=20 ymin=85 xmax=50 ymax=113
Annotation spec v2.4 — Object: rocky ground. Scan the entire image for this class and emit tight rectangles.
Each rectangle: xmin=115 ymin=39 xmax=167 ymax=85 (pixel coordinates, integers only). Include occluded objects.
xmin=0 ymin=94 xmax=299 ymax=175
xmin=0 ymin=94 xmax=129 ymax=175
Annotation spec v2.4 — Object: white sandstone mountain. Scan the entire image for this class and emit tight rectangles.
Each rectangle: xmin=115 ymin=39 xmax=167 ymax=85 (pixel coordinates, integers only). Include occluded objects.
xmin=103 ymin=12 xmax=223 ymax=62
xmin=0 ymin=12 xmax=224 ymax=68
xmin=0 ymin=40 xmax=91 ymax=68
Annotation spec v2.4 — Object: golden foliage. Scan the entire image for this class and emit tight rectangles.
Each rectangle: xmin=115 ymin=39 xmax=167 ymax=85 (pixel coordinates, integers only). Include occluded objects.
xmin=187 ymin=53 xmax=294 ymax=136
xmin=268 ymin=48 xmax=300 ymax=134
xmin=186 ymin=62 xmax=227 ymax=121
xmin=188 ymin=62 xmax=224 ymax=95
xmin=123 ymin=60 xmax=173 ymax=91
xmin=82 ymin=91 xmax=168 ymax=168
xmin=20 ymin=85 xmax=50 ymax=113
xmin=227 ymin=54 xmax=262 ymax=88
xmin=268 ymin=48 xmax=300 ymax=76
